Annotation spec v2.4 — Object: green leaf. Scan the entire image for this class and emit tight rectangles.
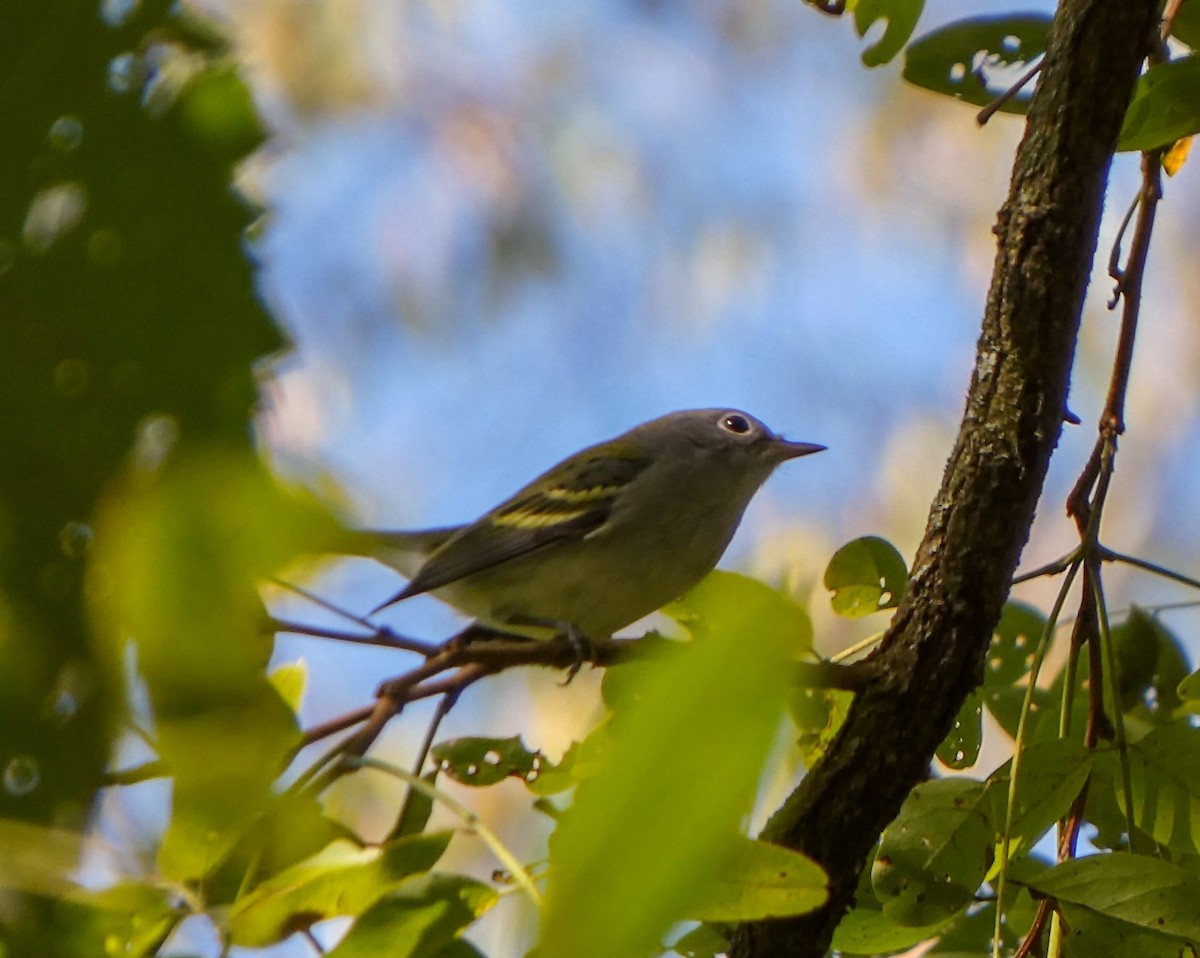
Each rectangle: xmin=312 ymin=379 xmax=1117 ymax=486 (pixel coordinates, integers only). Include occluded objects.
xmin=228 ymin=833 xmax=452 ymax=947
xmin=1118 ymin=56 xmax=1200 ymax=153
xmin=791 ymin=685 xmax=854 ymax=767
xmin=688 ymin=837 xmax=826 ymax=922
xmin=937 ymin=690 xmax=983 ymax=770
xmin=854 ymin=0 xmax=926 ymax=67
xmin=1178 ymin=667 xmax=1200 ymax=710
xmin=984 ymin=682 xmax=1057 ymax=742
xmin=986 ymin=739 xmax=1092 ymax=853
xmin=987 ymin=602 xmax=1046 ymax=687
xmin=1111 ymin=608 xmax=1189 ymax=722
xmin=390 ymin=771 xmax=439 ymax=841
xmin=1121 ymin=722 xmax=1200 ymax=855
xmin=1024 ymin=852 xmax=1200 ymax=939
xmin=832 ymin=906 xmax=949 ymax=953
xmin=0 ymin=818 xmax=84 ymax=898
xmin=903 ymin=15 xmax=1052 ymax=114
xmin=91 ymin=453 xmax=343 ymax=881
xmin=525 ymin=740 xmax=582 ymax=797
xmin=1057 ymin=900 xmax=1192 ymax=958
xmin=432 ymin=735 xmax=543 ymax=788
xmin=326 ymin=873 xmax=498 ymax=958
xmin=668 ymin=922 xmax=731 ymax=957
xmin=1174 ymin=1 xmax=1200 ymax=47
xmin=873 ymin=778 xmax=994 ymax=927
xmin=824 ymin=536 xmax=908 ymax=617
xmin=269 ymin=659 xmax=308 ymax=716
xmin=539 ymin=572 xmax=803 ymax=958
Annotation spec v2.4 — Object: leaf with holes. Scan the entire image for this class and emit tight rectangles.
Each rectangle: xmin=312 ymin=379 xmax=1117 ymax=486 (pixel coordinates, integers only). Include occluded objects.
xmin=824 ymin=536 xmax=908 ymax=617
xmin=903 ymin=15 xmax=1051 ymax=113
xmin=872 ymin=779 xmax=995 ymax=927
xmin=1024 ymin=852 xmax=1200 ymax=939
xmin=987 ymin=602 xmax=1046 ymax=687
xmin=937 ymin=690 xmax=983 ymax=770
xmin=431 ymin=736 xmax=544 ymax=788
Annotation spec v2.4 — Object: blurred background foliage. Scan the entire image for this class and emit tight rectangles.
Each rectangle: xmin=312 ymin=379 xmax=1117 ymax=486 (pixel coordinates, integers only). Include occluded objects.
xmin=3 ymin=0 xmax=1200 ymax=956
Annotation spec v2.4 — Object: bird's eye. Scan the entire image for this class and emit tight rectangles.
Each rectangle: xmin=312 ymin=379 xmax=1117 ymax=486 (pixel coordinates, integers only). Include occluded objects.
xmin=721 ymin=413 xmax=752 ymax=435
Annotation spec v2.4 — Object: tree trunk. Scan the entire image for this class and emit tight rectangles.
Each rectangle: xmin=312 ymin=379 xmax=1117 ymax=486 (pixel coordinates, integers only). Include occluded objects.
xmin=731 ymin=1 xmax=1160 ymax=954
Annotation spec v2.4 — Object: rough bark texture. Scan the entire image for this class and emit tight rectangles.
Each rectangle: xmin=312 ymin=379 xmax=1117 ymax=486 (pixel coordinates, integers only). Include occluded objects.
xmin=731 ymin=2 xmax=1160 ymax=955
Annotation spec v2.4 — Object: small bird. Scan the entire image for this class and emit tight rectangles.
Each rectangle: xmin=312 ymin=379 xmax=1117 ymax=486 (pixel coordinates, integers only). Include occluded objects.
xmin=362 ymin=408 xmax=824 ymax=642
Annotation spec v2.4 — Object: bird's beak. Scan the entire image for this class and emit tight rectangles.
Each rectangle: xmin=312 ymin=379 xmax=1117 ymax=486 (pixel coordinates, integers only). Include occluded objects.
xmin=772 ymin=438 xmax=827 ymax=460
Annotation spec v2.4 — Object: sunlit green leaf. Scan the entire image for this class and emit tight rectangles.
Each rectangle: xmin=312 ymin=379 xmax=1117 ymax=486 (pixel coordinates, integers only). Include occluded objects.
xmin=832 ymin=906 xmax=949 ymax=953
xmin=688 ymin=837 xmax=826 ymax=922
xmin=873 ymin=778 xmax=994 ymax=927
xmin=1118 ymin=56 xmax=1200 ymax=153
xmin=269 ymin=659 xmax=308 ymax=716
xmin=1120 ymin=722 xmax=1200 ymax=855
xmin=228 ymin=833 xmax=452 ymax=947
xmin=986 ymin=739 xmax=1091 ymax=853
xmin=903 ymin=15 xmax=1052 ymax=113
xmin=854 ymin=0 xmax=926 ymax=67
xmin=91 ymin=452 xmax=342 ymax=880
xmin=791 ymin=685 xmax=854 ymax=767
xmin=937 ymin=690 xmax=983 ymax=770
xmin=326 ymin=873 xmax=498 ymax=958
xmin=1024 ymin=852 xmax=1200 ymax=939
xmin=824 ymin=536 xmax=908 ymax=617
xmin=540 ymin=572 xmax=803 ymax=958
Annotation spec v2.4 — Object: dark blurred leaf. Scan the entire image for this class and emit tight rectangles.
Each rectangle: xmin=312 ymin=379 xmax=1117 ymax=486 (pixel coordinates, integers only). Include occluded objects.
xmin=326 ymin=872 xmax=499 ymax=958
xmin=228 ymin=832 xmax=453 ymax=947
xmin=0 ymin=0 xmax=277 ymax=849
xmin=432 ymin=735 xmax=543 ymax=788
xmin=1111 ymin=607 xmax=1189 ymax=722
xmin=1118 ymin=56 xmax=1200 ymax=152
xmin=903 ymin=15 xmax=1052 ymax=113
xmin=824 ymin=536 xmax=908 ymax=617
xmin=1174 ymin=1 xmax=1200 ymax=47
xmin=854 ymin=0 xmax=926 ymax=67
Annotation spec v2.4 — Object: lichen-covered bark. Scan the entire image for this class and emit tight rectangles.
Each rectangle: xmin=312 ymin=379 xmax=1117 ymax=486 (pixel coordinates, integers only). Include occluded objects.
xmin=731 ymin=2 xmax=1160 ymax=955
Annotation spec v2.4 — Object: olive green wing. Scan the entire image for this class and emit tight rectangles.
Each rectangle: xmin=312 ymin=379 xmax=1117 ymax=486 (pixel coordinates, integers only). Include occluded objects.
xmin=388 ymin=447 xmax=652 ymax=604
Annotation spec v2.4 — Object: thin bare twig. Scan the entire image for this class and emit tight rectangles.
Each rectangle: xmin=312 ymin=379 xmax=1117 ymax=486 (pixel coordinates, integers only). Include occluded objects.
xmin=977 ymin=58 xmax=1045 ymax=125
